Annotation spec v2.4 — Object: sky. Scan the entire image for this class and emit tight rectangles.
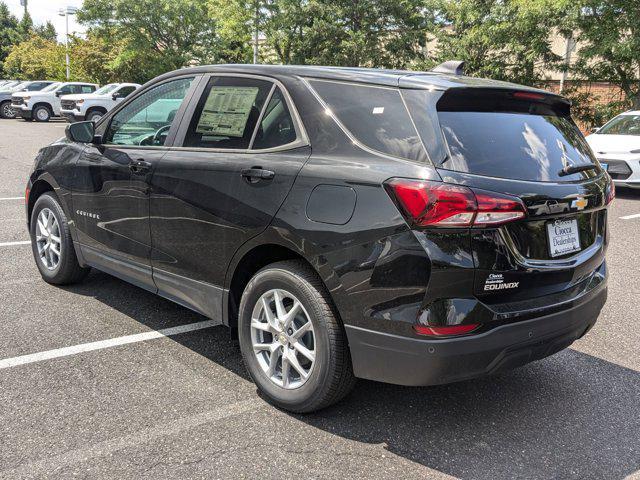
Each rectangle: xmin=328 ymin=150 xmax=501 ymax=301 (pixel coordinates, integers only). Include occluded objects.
xmin=6 ymin=0 xmax=85 ymax=42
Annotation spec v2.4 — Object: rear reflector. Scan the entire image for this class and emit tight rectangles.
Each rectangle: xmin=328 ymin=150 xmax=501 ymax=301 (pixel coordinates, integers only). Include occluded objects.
xmin=25 ymin=186 xmax=30 ymax=206
xmin=413 ymin=323 xmax=479 ymax=336
xmin=385 ymin=179 xmax=526 ymax=228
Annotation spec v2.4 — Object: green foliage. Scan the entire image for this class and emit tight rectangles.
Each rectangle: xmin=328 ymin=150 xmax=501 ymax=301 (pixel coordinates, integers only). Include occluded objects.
xmin=566 ymin=0 xmax=640 ymax=108
xmin=34 ymin=21 xmax=57 ymax=42
xmin=421 ymin=0 xmax=565 ymax=85
xmin=3 ymin=35 xmax=66 ymax=80
xmin=78 ymin=0 xmax=220 ymax=81
xmin=0 ymin=2 xmax=21 ymax=76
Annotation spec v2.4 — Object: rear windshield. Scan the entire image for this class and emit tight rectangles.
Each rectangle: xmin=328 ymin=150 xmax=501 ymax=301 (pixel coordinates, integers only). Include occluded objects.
xmin=598 ymin=114 xmax=640 ymax=135
xmin=437 ymin=93 xmax=597 ymax=181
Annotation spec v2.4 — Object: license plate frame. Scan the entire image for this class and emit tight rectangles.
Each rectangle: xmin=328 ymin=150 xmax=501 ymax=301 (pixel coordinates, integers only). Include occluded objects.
xmin=546 ymin=218 xmax=581 ymax=258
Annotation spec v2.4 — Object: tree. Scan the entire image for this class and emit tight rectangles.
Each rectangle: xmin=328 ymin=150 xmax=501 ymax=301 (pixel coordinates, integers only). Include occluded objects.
xmin=78 ymin=0 xmax=221 ymax=80
xmin=3 ymin=35 xmax=66 ymax=80
xmin=422 ymin=0 xmax=565 ymax=85
xmin=567 ymin=0 xmax=640 ymax=108
xmin=209 ymin=0 xmax=258 ymax=63
xmin=34 ymin=21 xmax=57 ymax=42
xmin=0 ymin=2 xmax=20 ymax=76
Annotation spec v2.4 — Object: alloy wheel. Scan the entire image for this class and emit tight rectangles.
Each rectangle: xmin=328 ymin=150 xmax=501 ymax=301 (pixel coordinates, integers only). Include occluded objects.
xmin=36 ymin=108 xmax=49 ymax=121
xmin=35 ymin=208 xmax=62 ymax=270
xmin=1 ymin=103 xmax=14 ymax=118
xmin=250 ymin=289 xmax=316 ymax=389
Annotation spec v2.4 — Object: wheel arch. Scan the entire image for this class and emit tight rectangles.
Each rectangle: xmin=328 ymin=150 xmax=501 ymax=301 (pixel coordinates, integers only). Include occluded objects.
xmin=86 ymin=105 xmax=107 ymax=116
xmin=32 ymin=102 xmax=53 ymax=114
xmin=27 ymin=178 xmax=56 ymax=225
xmin=224 ymin=239 xmax=343 ymax=338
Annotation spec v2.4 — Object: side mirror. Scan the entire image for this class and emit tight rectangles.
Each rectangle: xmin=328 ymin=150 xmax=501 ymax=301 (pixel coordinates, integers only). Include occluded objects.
xmin=112 ymin=93 xmax=119 ymax=100
xmin=65 ymin=121 xmax=95 ymax=144
xmin=591 ymin=127 xmax=601 ymax=134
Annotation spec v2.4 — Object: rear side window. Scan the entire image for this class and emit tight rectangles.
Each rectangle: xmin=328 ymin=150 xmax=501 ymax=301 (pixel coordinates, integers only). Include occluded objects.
xmin=80 ymin=85 xmax=95 ymax=93
xmin=436 ymin=90 xmax=596 ymax=181
xmin=183 ymin=76 xmax=272 ymax=149
xmin=308 ymin=80 xmax=428 ymax=163
xmin=252 ymin=88 xmax=296 ymax=149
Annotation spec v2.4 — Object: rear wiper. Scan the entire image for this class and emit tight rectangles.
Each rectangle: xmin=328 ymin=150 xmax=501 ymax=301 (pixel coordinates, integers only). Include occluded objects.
xmin=558 ymin=164 xmax=598 ymax=177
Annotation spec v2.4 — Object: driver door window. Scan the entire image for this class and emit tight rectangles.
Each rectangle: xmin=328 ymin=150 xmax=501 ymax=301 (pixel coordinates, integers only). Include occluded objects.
xmin=105 ymin=77 xmax=194 ymax=146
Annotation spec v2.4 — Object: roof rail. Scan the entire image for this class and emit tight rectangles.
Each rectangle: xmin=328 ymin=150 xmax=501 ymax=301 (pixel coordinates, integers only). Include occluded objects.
xmin=432 ymin=60 xmax=465 ymax=76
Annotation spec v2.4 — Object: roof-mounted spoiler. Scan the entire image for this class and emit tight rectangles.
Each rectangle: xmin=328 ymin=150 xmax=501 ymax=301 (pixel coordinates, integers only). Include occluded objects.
xmin=432 ymin=60 xmax=465 ymax=76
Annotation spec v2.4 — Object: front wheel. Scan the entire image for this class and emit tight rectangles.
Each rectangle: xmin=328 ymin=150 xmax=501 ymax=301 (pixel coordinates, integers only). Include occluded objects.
xmin=30 ymin=193 xmax=90 ymax=285
xmin=238 ymin=260 xmax=355 ymax=413
xmin=33 ymin=105 xmax=51 ymax=122
xmin=0 ymin=101 xmax=15 ymax=119
xmin=87 ymin=110 xmax=104 ymax=123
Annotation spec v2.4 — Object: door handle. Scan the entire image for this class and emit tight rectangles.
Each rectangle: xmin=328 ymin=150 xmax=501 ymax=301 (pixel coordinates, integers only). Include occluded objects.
xmin=241 ymin=167 xmax=275 ymax=181
xmin=129 ymin=159 xmax=151 ymax=173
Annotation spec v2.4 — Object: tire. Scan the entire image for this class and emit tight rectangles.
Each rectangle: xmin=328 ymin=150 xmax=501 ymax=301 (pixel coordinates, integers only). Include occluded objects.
xmin=87 ymin=110 xmax=104 ymax=123
xmin=238 ymin=260 xmax=355 ymax=413
xmin=30 ymin=192 xmax=90 ymax=285
xmin=33 ymin=105 xmax=51 ymax=122
xmin=0 ymin=101 xmax=15 ymax=119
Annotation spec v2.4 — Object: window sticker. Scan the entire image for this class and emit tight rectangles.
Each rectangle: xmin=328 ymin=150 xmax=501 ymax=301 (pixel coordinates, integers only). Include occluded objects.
xmin=196 ymin=86 xmax=259 ymax=137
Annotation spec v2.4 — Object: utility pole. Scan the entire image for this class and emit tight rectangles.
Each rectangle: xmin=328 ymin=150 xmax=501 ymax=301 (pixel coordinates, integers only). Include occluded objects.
xmin=58 ymin=7 xmax=78 ymax=81
xmin=19 ymin=0 xmax=27 ymax=16
xmin=253 ymin=1 xmax=259 ymax=64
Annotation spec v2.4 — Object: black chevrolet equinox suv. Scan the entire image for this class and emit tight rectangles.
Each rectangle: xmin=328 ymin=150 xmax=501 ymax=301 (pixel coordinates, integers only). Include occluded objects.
xmin=26 ymin=63 xmax=612 ymax=412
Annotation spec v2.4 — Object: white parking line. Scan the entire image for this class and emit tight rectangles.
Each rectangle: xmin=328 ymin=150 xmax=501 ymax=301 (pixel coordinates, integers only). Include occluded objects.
xmin=0 ymin=197 xmax=23 ymax=201
xmin=620 ymin=213 xmax=640 ymax=220
xmin=0 ymin=240 xmax=30 ymax=247
xmin=0 ymin=320 xmax=219 ymax=369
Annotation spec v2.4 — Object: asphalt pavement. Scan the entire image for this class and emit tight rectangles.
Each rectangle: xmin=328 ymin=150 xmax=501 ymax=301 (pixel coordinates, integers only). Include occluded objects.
xmin=0 ymin=118 xmax=638 ymax=479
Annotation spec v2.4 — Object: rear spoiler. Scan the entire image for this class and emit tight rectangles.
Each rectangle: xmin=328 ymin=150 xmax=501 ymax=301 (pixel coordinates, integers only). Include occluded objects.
xmin=432 ymin=60 xmax=465 ymax=76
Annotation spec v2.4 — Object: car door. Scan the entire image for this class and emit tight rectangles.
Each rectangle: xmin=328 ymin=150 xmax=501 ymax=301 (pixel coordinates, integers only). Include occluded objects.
xmin=148 ymin=74 xmax=310 ymax=318
xmin=71 ymin=75 xmax=199 ymax=292
xmin=52 ymin=84 xmax=76 ymax=113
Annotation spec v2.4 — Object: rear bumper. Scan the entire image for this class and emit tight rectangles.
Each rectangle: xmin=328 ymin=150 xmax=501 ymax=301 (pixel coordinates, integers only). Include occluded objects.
xmin=346 ymin=281 xmax=607 ymax=386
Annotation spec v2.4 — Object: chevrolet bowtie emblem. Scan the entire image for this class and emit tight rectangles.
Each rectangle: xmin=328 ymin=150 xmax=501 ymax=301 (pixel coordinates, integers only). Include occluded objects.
xmin=571 ymin=197 xmax=588 ymax=210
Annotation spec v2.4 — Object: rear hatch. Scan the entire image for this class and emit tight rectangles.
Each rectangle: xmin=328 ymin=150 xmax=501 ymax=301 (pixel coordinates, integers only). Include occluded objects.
xmin=435 ymin=88 xmax=611 ymax=308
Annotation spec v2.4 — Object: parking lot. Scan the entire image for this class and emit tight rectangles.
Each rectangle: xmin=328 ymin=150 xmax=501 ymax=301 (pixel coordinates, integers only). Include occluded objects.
xmin=0 ymin=119 xmax=638 ymax=479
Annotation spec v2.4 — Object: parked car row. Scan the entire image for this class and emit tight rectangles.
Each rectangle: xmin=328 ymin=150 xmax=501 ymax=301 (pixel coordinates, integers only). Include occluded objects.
xmin=0 ymin=80 xmax=141 ymax=122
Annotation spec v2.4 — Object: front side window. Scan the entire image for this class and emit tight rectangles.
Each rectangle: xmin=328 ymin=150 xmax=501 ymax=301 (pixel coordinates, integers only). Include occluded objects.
xmin=56 ymin=84 xmax=74 ymax=95
xmin=308 ymin=79 xmax=428 ymax=162
xmin=115 ymin=86 xmax=137 ymax=98
xmin=183 ymin=76 xmax=272 ymax=149
xmin=598 ymin=114 xmax=640 ymax=136
xmin=104 ymin=77 xmax=194 ymax=146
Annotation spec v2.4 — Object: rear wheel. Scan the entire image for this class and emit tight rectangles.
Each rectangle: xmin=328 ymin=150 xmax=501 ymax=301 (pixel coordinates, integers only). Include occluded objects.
xmin=238 ymin=260 xmax=355 ymax=413
xmin=0 ymin=101 xmax=15 ymax=119
xmin=33 ymin=105 xmax=51 ymax=122
xmin=30 ymin=193 xmax=90 ymax=285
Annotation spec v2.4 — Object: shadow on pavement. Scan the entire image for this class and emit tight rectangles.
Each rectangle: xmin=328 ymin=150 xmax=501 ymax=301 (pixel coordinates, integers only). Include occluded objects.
xmin=64 ymin=270 xmax=640 ymax=480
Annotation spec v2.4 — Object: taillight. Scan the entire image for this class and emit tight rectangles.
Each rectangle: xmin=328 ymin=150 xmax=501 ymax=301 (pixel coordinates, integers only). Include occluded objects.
xmin=413 ymin=323 xmax=479 ymax=336
xmin=385 ymin=179 xmax=526 ymax=228
xmin=605 ymin=180 xmax=615 ymax=205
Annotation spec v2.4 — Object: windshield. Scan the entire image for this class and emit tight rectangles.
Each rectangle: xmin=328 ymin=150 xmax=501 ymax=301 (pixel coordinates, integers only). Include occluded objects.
xmin=42 ymin=82 xmax=62 ymax=92
xmin=598 ymin=114 xmax=640 ymax=136
xmin=94 ymin=83 xmax=119 ymax=95
xmin=5 ymin=82 xmax=28 ymax=91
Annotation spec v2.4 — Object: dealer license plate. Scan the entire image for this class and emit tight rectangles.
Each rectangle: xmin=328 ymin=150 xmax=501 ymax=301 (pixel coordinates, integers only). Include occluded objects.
xmin=547 ymin=218 xmax=581 ymax=258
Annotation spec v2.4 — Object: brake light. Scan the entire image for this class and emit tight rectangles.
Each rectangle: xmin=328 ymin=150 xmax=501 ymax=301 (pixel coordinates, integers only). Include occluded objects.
xmin=385 ymin=179 xmax=526 ymax=227
xmin=414 ymin=323 xmax=479 ymax=336
xmin=513 ymin=91 xmax=546 ymax=101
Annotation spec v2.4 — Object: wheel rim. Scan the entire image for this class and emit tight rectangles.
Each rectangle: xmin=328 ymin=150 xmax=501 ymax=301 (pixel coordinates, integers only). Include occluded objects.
xmin=36 ymin=108 xmax=48 ymax=121
xmin=2 ymin=103 xmax=14 ymax=118
xmin=35 ymin=208 xmax=62 ymax=270
xmin=250 ymin=289 xmax=316 ymax=389
xmin=89 ymin=113 xmax=102 ymax=122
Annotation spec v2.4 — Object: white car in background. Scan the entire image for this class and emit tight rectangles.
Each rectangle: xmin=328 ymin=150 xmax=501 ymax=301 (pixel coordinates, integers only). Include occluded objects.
xmin=586 ymin=111 xmax=640 ymax=189
xmin=12 ymin=82 xmax=98 ymax=122
xmin=60 ymin=83 xmax=141 ymax=123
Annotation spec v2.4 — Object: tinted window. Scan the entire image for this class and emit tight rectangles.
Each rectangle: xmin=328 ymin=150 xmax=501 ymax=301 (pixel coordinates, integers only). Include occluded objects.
xmin=80 ymin=85 xmax=95 ymax=93
xmin=57 ymin=85 xmax=74 ymax=95
xmin=439 ymin=112 xmax=596 ymax=181
xmin=309 ymin=80 xmax=427 ymax=162
xmin=105 ymin=77 xmax=194 ymax=146
xmin=252 ymin=88 xmax=296 ymax=149
xmin=183 ymin=76 xmax=271 ymax=149
xmin=598 ymin=114 xmax=640 ymax=135
xmin=116 ymin=86 xmax=137 ymax=98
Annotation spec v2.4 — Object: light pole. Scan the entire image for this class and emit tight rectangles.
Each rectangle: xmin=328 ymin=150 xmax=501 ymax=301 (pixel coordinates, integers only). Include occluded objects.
xmin=58 ymin=6 xmax=78 ymax=81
